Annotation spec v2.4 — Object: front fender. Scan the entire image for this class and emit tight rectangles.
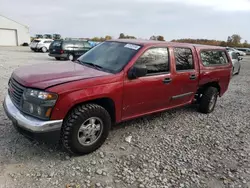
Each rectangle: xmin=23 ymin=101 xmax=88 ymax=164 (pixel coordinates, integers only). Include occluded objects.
xmin=49 ymin=82 xmax=123 ymax=122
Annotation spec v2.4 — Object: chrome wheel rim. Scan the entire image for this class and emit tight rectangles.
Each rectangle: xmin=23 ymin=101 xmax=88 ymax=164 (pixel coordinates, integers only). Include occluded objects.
xmin=42 ymin=47 xmax=47 ymax=52
xmin=69 ymin=55 xmax=73 ymax=61
xmin=209 ymin=94 xmax=216 ymax=111
xmin=77 ymin=117 xmax=103 ymax=146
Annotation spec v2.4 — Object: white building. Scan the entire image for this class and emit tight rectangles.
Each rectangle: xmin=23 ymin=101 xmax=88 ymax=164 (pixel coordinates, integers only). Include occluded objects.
xmin=0 ymin=15 xmax=30 ymax=46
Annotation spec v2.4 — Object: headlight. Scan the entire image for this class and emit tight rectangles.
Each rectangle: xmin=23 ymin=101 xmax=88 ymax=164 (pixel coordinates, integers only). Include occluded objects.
xmin=26 ymin=89 xmax=57 ymax=100
xmin=22 ymin=89 xmax=58 ymax=120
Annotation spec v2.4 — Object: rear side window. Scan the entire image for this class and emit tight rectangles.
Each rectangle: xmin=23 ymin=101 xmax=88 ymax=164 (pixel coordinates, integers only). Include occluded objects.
xmin=135 ymin=48 xmax=169 ymax=75
xmin=75 ymin=41 xmax=84 ymax=47
xmin=201 ymin=50 xmax=229 ymax=66
xmin=174 ymin=48 xmax=194 ymax=71
xmin=33 ymin=40 xmax=40 ymax=43
xmin=238 ymin=49 xmax=246 ymax=52
xmin=44 ymin=40 xmax=52 ymax=43
xmin=62 ymin=41 xmax=75 ymax=49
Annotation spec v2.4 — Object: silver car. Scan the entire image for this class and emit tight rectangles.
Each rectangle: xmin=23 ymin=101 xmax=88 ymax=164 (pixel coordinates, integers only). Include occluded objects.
xmin=228 ymin=51 xmax=242 ymax=75
xmin=226 ymin=47 xmax=246 ymax=56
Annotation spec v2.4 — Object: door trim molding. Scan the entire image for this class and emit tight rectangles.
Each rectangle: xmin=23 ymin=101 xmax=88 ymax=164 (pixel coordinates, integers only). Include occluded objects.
xmin=171 ymin=92 xmax=194 ymax=100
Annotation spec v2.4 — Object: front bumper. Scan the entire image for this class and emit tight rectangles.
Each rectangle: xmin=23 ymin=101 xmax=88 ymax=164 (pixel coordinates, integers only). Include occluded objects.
xmin=3 ymin=94 xmax=63 ymax=142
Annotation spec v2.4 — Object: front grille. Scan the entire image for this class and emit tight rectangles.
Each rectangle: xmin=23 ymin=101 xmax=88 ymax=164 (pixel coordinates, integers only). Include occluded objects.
xmin=8 ymin=78 xmax=26 ymax=108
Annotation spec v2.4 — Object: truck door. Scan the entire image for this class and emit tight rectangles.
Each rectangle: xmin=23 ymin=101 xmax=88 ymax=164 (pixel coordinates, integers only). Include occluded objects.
xmin=169 ymin=47 xmax=199 ymax=106
xmin=122 ymin=47 xmax=174 ymax=120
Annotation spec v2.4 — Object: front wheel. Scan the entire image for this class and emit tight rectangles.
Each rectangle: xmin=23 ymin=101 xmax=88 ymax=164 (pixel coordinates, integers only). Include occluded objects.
xmin=236 ymin=65 xmax=241 ymax=75
xmin=198 ymin=87 xmax=218 ymax=114
xmin=61 ymin=104 xmax=111 ymax=155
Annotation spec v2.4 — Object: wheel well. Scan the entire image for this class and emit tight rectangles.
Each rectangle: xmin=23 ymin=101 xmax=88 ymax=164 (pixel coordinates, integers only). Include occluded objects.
xmin=197 ymin=82 xmax=221 ymax=95
xmin=66 ymin=98 xmax=116 ymax=123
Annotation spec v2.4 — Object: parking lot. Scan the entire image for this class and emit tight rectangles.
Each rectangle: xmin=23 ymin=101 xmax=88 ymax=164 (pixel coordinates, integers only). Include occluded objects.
xmin=0 ymin=46 xmax=250 ymax=188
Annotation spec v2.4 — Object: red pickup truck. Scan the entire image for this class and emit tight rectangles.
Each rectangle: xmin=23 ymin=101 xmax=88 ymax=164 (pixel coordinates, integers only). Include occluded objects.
xmin=3 ymin=39 xmax=232 ymax=155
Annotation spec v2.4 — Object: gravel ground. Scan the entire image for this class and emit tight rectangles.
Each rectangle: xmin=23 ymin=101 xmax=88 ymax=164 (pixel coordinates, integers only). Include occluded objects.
xmin=0 ymin=47 xmax=250 ymax=188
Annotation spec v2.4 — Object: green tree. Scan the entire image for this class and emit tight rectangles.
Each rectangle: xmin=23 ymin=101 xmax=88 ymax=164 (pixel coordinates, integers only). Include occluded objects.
xmin=243 ymin=40 xmax=248 ymax=48
xmin=105 ymin=35 xmax=112 ymax=40
xmin=231 ymin=34 xmax=242 ymax=45
xmin=157 ymin=36 xmax=165 ymax=41
xmin=220 ymin=41 xmax=227 ymax=47
xmin=119 ymin=33 xmax=125 ymax=39
xmin=227 ymin=36 xmax=232 ymax=43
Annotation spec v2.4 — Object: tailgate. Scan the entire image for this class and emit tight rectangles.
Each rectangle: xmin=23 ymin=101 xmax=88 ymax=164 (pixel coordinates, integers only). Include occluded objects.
xmin=49 ymin=40 xmax=62 ymax=54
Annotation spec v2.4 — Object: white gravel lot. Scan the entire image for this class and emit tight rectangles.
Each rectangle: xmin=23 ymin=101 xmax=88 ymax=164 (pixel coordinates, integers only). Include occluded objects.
xmin=0 ymin=47 xmax=250 ymax=188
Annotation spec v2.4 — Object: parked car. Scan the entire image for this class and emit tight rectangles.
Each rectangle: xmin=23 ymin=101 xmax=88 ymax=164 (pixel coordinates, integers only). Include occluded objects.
xmin=30 ymin=39 xmax=54 ymax=53
xmin=236 ymin=48 xmax=250 ymax=55
xmin=88 ymin=41 xmax=100 ymax=47
xmin=226 ymin=47 xmax=246 ymax=56
xmin=3 ymin=39 xmax=232 ymax=155
xmin=228 ymin=51 xmax=242 ymax=75
xmin=52 ymin=34 xmax=61 ymax=40
xmin=48 ymin=39 xmax=92 ymax=60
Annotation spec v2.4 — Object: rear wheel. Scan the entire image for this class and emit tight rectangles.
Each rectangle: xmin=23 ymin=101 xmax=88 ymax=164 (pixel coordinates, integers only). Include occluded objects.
xmin=68 ymin=54 xmax=74 ymax=61
xmin=61 ymin=104 xmax=111 ymax=155
xmin=198 ymin=87 xmax=218 ymax=114
xmin=42 ymin=47 xmax=47 ymax=53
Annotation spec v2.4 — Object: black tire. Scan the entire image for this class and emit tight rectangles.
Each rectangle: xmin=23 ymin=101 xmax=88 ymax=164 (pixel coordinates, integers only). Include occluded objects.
xmin=198 ymin=87 xmax=218 ymax=114
xmin=61 ymin=104 xmax=111 ymax=155
xmin=68 ymin=54 xmax=74 ymax=61
xmin=236 ymin=65 xmax=240 ymax=75
xmin=55 ymin=57 xmax=61 ymax=60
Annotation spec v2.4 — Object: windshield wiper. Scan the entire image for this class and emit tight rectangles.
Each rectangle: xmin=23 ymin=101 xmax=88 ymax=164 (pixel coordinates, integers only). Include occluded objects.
xmin=76 ymin=59 xmax=104 ymax=70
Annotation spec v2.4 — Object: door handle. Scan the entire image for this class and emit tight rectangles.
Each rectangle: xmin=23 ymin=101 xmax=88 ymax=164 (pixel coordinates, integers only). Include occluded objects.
xmin=189 ymin=74 xmax=196 ymax=80
xmin=163 ymin=78 xmax=172 ymax=84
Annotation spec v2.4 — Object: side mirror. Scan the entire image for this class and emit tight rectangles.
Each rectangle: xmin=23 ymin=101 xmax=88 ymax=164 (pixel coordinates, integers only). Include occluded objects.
xmin=128 ymin=65 xmax=147 ymax=79
xmin=238 ymin=57 xmax=243 ymax=61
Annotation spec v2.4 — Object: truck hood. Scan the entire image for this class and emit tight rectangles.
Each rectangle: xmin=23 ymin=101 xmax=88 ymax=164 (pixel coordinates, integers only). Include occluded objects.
xmin=12 ymin=61 xmax=111 ymax=89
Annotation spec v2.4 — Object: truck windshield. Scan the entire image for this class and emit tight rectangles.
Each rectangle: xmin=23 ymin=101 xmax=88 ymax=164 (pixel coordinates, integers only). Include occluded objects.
xmin=77 ymin=41 xmax=142 ymax=73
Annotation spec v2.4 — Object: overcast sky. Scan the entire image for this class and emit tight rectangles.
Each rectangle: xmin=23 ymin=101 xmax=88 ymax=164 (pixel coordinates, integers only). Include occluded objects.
xmin=0 ymin=0 xmax=250 ymax=41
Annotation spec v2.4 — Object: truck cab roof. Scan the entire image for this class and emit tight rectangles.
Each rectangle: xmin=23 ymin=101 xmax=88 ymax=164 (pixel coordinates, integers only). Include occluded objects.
xmin=109 ymin=39 xmax=226 ymax=50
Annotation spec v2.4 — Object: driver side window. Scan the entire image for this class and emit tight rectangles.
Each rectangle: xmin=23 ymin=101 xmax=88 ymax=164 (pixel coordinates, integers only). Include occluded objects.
xmin=134 ymin=47 xmax=169 ymax=75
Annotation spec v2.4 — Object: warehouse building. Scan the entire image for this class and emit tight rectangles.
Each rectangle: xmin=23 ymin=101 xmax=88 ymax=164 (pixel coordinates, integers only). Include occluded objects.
xmin=0 ymin=15 xmax=30 ymax=46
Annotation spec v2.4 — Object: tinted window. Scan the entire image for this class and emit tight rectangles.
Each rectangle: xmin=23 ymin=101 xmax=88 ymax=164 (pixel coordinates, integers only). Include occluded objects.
xmin=78 ymin=41 xmax=141 ymax=73
xmin=238 ymin=49 xmax=246 ymax=52
xmin=75 ymin=41 xmax=84 ymax=48
xmin=74 ymin=41 xmax=91 ymax=48
xmin=201 ymin=50 xmax=229 ymax=66
xmin=44 ymin=40 xmax=52 ymax=43
xmin=174 ymin=48 xmax=194 ymax=71
xmin=135 ymin=48 xmax=169 ymax=74
xmin=62 ymin=41 xmax=75 ymax=49
xmin=51 ymin=40 xmax=62 ymax=48
xmin=33 ymin=40 xmax=40 ymax=43
xmin=84 ymin=42 xmax=91 ymax=48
